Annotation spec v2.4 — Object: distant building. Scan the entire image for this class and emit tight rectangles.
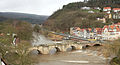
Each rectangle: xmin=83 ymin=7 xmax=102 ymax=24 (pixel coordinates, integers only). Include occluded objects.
xmin=70 ymin=27 xmax=88 ymax=38
xmin=81 ymin=7 xmax=91 ymax=10
xmin=97 ymin=18 xmax=106 ymax=23
xmin=113 ymin=12 xmax=120 ymax=19
xmin=113 ymin=8 xmax=120 ymax=12
xmin=93 ymin=7 xmax=101 ymax=10
xmin=108 ymin=14 xmax=112 ymax=19
xmin=102 ymin=23 xmax=120 ymax=40
xmin=88 ymin=11 xmax=94 ymax=13
xmin=94 ymin=28 xmax=102 ymax=39
xmin=103 ymin=7 xmax=111 ymax=14
xmin=89 ymin=0 xmax=120 ymax=4
xmin=70 ymin=22 xmax=120 ymax=41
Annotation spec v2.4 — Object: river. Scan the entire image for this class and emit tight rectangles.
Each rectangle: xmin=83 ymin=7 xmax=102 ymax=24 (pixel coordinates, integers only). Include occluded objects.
xmin=34 ymin=49 xmax=107 ymax=65
xmin=32 ymin=33 xmax=107 ymax=65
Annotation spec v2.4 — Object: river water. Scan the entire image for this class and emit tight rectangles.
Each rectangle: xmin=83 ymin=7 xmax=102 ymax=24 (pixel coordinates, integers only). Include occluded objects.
xmin=32 ymin=33 xmax=107 ymax=65
xmin=35 ymin=50 xmax=107 ymax=65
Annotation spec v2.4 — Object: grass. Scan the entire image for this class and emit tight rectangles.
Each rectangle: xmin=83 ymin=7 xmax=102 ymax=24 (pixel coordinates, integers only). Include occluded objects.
xmin=81 ymin=9 xmax=100 ymax=13
xmin=0 ymin=40 xmax=36 ymax=65
xmin=101 ymin=39 xmax=120 ymax=65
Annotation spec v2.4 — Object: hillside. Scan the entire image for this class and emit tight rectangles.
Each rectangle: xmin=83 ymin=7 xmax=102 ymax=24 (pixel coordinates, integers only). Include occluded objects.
xmin=63 ymin=0 xmax=120 ymax=10
xmin=44 ymin=0 xmax=120 ymax=32
xmin=44 ymin=9 xmax=105 ymax=32
xmin=0 ymin=12 xmax=49 ymax=24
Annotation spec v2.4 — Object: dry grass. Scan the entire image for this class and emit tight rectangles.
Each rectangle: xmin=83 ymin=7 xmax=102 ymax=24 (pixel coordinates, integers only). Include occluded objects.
xmin=85 ymin=40 xmax=120 ymax=58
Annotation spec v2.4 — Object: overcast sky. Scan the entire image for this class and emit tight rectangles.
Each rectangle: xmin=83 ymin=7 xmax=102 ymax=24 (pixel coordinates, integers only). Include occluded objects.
xmin=0 ymin=0 xmax=83 ymax=15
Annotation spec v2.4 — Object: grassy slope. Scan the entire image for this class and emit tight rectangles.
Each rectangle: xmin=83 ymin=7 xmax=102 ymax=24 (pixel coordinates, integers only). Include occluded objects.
xmin=44 ymin=9 xmax=105 ymax=32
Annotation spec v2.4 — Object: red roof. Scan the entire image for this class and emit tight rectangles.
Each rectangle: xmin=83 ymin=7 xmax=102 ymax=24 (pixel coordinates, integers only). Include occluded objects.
xmin=103 ymin=7 xmax=111 ymax=9
xmin=76 ymin=27 xmax=81 ymax=31
xmin=113 ymin=8 xmax=120 ymax=10
xmin=110 ymin=25 xmax=114 ymax=30
xmin=95 ymin=28 xmax=102 ymax=34
xmin=96 ymin=28 xmax=102 ymax=31
xmin=88 ymin=28 xmax=92 ymax=32
xmin=103 ymin=24 xmax=120 ymax=32
xmin=115 ymin=22 xmax=120 ymax=25
xmin=96 ymin=28 xmax=102 ymax=30
xmin=78 ymin=29 xmax=85 ymax=32
xmin=103 ymin=25 xmax=109 ymax=30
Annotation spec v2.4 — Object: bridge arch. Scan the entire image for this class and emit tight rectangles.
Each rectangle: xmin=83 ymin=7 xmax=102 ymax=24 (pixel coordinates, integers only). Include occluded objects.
xmin=49 ymin=47 xmax=61 ymax=54
xmin=37 ymin=50 xmax=42 ymax=54
xmin=71 ymin=46 xmax=76 ymax=50
xmin=55 ymin=47 xmax=61 ymax=52
xmin=85 ymin=45 xmax=90 ymax=48
xmin=93 ymin=44 xmax=101 ymax=46
xmin=66 ymin=45 xmax=76 ymax=51
xmin=82 ymin=45 xmax=90 ymax=49
xmin=29 ymin=49 xmax=42 ymax=55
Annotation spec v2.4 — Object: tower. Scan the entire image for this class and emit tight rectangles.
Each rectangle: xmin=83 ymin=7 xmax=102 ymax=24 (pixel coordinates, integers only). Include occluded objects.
xmin=84 ymin=0 xmax=88 ymax=3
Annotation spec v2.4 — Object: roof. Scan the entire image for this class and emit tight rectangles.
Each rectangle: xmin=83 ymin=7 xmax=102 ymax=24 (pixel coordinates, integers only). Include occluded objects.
xmin=88 ymin=28 xmax=92 ymax=32
xmin=103 ymin=7 xmax=111 ymax=9
xmin=103 ymin=25 xmax=109 ymax=30
xmin=76 ymin=27 xmax=81 ymax=31
xmin=110 ymin=25 xmax=114 ymax=30
xmin=96 ymin=28 xmax=102 ymax=31
xmin=113 ymin=8 xmax=120 ymax=10
xmin=115 ymin=22 xmax=120 ymax=25
xmin=95 ymin=28 xmax=102 ymax=34
xmin=103 ymin=24 xmax=120 ymax=32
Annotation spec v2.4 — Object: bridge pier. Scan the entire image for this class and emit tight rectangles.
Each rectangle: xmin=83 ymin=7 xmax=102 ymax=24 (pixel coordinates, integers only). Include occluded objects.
xmin=28 ymin=43 xmax=89 ymax=55
xmin=42 ymin=46 xmax=49 ymax=54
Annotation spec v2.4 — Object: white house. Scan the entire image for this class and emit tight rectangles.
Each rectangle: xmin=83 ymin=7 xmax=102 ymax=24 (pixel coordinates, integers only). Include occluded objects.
xmin=88 ymin=11 xmax=94 ymax=13
xmin=81 ymin=7 xmax=91 ymax=10
xmin=103 ymin=7 xmax=111 ymax=11
xmin=113 ymin=8 xmax=120 ymax=12
xmin=94 ymin=7 xmax=101 ymax=10
xmin=97 ymin=18 xmax=106 ymax=23
xmin=70 ymin=27 xmax=89 ymax=38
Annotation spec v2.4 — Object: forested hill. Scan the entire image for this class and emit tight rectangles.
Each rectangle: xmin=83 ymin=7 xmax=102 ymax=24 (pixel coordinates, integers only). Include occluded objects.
xmin=44 ymin=0 xmax=120 ymax=32
xmin=63 ymin=0 xmax=120 ymax=10
xmin=0 ymin=12 xmax=49 ymax=24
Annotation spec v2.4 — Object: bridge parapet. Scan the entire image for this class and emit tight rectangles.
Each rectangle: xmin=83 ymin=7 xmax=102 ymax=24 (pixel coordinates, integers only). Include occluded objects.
xmin=28 ymin=42 xmax=102 ymax=54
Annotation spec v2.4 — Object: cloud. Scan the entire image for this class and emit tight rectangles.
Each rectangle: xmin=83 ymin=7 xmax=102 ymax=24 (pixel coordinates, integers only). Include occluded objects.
xmin=0 ymin=0 xmax=83 ymax=15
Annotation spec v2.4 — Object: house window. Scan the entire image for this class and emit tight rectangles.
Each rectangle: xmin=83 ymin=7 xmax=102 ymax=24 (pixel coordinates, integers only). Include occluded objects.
xmin=110 ymin=32 xmax=115 ymax=35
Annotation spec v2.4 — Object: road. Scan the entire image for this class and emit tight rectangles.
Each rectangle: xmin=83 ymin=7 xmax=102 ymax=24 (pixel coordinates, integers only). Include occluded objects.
xmin=54 ymin=32 xmax=89 ymax=41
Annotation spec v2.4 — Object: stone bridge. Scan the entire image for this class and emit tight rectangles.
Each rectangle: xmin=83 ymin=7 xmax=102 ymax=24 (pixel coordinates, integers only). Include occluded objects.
xmin=28 ymin=43 xmax=102 ymax=54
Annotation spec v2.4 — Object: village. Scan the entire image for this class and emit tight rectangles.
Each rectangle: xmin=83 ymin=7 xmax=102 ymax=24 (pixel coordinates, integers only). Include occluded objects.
xmin=70 ymin=6 xmax=120 ymax=41
xmin=0 ymin=0 xmax=120 ymax=65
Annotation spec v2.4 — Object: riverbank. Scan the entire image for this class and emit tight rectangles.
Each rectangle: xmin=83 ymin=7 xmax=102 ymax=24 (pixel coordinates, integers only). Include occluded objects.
xmin=84 ymin=46 xmax=113 ymax=64
xmin=32 ymin=46 xmax=108 ymax=65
